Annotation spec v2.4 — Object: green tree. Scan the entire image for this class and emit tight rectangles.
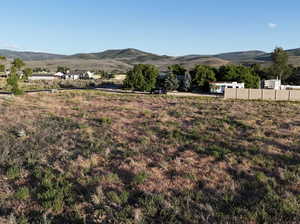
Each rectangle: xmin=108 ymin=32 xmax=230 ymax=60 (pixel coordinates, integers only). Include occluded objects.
xmin=0 ymin=65 xmax=4 ymax=73
xmin=0 ymin=56 xmax=6 ymax=73
xmin=164 ymin=73 xmax=179 ymax=91
xmin=12 ymin=58 xmax=25 ymax=71
xmin=251 ymin=63 xmax=269 ymax=80
xmin=123 ymin=64 xmax=159 ymax=91
xmin=22 ymin=68 xmax=33 ymax=81
xmin=168 ymin=64 xmax=186 ymax=76
xmin=271 ymin=47 xmax=289 ymax=81
xmin=7 ymin=66 xmax=23 ymax=95
xmin=218 ymin=65 xmax=260 ymax=88
xmin=190 ymin=65 xmax=216 ymax=92
xmin=286 ymin=67 xmax=300 ymax=85
xmin=180 ymin=73 xmax=192 ymax=92
xmin=56 ymin=66 xmax=69 ymax=74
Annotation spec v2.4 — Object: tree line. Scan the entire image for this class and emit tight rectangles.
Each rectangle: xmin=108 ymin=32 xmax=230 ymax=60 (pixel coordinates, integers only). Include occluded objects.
xmin=123 ymin=47 xmax=300 ymax=92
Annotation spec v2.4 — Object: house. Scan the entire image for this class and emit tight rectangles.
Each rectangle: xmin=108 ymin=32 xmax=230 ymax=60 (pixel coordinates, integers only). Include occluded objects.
xmin=62 ymin=73 xmax=80 ymax=80
xmin=210 ymin=82 xmax=245 ymax=94
xmin=54 ymin=72 xmax=65 ymax=78
xmin=263 ymin=79 xmax=300 ymax=90
xmin=80 ymin=71 xmax=96 ymax=79
xmin=29 ymin=74 xmax=58 ymax=81
xmin=264 ymin=79 xmax=281 ymax=90
xmin=280 ymin=85 xmax=300 ymax=90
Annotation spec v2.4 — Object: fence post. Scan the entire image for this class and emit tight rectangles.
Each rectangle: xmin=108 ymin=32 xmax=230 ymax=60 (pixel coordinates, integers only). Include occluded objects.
xmin=235 ymin=88 xmax=237 ymax=99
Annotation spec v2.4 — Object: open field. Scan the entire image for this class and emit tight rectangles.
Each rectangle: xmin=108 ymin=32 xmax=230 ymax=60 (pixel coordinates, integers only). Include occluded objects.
xmin=0 ymin=91 xmax=300 ymax=223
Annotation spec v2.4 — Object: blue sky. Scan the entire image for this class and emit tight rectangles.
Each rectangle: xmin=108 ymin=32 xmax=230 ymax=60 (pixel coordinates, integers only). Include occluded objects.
xmin=0 ymin=0 xmax=299 ymax=55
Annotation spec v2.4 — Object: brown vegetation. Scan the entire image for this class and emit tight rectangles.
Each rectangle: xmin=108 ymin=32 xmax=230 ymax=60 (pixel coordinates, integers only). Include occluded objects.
xmin=0 ymin=91 xmax=300 ymax=223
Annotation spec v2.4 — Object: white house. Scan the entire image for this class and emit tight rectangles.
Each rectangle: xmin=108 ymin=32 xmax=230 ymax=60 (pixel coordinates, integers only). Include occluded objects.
xmin=54 ymin=72 xmax=65 ymax=78
xmin=280 ymin=85 xmax=300 ymax=90
xmin=63 ymin=73 xmax=80 ymax=80
xmin=80 ymin=71 xmax=96 ymax=79
xmin=263 ymin=79 xmax=300 ymax=90
xmin=210 ymin=82 xmax=245 ymax=94
xmin=264 ymin=79 xmax=281 ymax=90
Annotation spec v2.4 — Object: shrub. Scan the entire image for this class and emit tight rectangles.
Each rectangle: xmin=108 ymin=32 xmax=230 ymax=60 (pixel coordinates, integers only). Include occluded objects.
xmin=106 ymin=191 xmax=129 ymax=205
xmin=206 ymin=145 xmax=231 ymax=160
xmin=35 ymin=168 xmax=74 ymax=212
xmin=97 ymin=117 xmax=112 ymax=125
xmin=6 ymin=166 xmax=21 ymax=179
xmin=17 ymin=216 xmax=29 ymax=224
xmin=132 ymin=171 xmax=149 ymax=185
xmin=255 ymin=172 xmax=268 ymax=184
xmin=15 ymin=187 xmax=30 ymax=200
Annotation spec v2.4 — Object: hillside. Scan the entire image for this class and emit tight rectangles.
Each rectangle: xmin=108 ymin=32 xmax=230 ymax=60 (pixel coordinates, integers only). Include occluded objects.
xmin=0 ymin=49 xmax=65 ymax=61
xmin=25 ymin=58 xmax=132 ymax=73
xmin=68 ymin=48 xmax=162 ymax=60
xmin=0 ymin=91 xmax=300 ymax=223
xmin=255 ymin=48 xmax=300 ymax=65
xmin=214 ymin=50 xmax=266 ymax=62
xmin=1 ymin=48 xmax=300 ymax=72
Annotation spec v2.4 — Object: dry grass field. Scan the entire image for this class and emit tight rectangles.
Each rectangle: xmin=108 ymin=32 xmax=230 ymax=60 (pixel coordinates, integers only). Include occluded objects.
xmin=0 ymin=91 xmax=300 ymax=223
xmin=0 ymin=78 xmax=107 ymax=92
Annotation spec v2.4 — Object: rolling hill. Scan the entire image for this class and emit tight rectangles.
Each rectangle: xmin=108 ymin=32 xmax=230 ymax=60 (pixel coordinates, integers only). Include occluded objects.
xmin=68 ymin=48 xmax=164 ymax=60
xmin=1 ymin=47 xmax=300 ymax=72
xmin=0 ymin=49 xmax=65 ymax=61
xmin=214 ymin=50 xmax=266 ymax=62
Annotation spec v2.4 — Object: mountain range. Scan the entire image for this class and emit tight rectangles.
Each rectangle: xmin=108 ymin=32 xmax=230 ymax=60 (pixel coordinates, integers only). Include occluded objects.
xmin=1 ymin=48 xmax=300 ymax=72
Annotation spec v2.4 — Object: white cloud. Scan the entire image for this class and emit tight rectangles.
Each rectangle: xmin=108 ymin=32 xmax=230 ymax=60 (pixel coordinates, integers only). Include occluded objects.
xmin=268 ymin=23 xmax=278 ymax=29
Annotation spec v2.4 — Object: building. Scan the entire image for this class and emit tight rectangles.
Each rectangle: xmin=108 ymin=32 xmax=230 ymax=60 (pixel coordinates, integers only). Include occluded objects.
xmin=210 ymin=82 xmax=245 ymax=94
xmin=54 ymin=72 xmax=65 ymax=78
xmin=280 ymin=85 xmax=300 ymax=90
xmin=263 ymin=79 xmax=300 ymax=90
xmin=80 ymin=71 xmax=96 ymax=79
xmin=264 ymin=79 xmax=281 ymax=90
xmin=62 ymin=73 xmax=80 ymax=80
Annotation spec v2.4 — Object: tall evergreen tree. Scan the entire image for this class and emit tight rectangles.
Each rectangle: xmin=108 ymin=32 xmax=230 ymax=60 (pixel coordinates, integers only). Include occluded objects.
xmin=271 ymin=47 xmax=289 ymax=81
xmin=181 ymin=73 xmax=191 ymax=92
xmin=164 ymin=73 xmax=179 ymax=91
xmin=7 ymin=66 xmax=23 ymax=95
